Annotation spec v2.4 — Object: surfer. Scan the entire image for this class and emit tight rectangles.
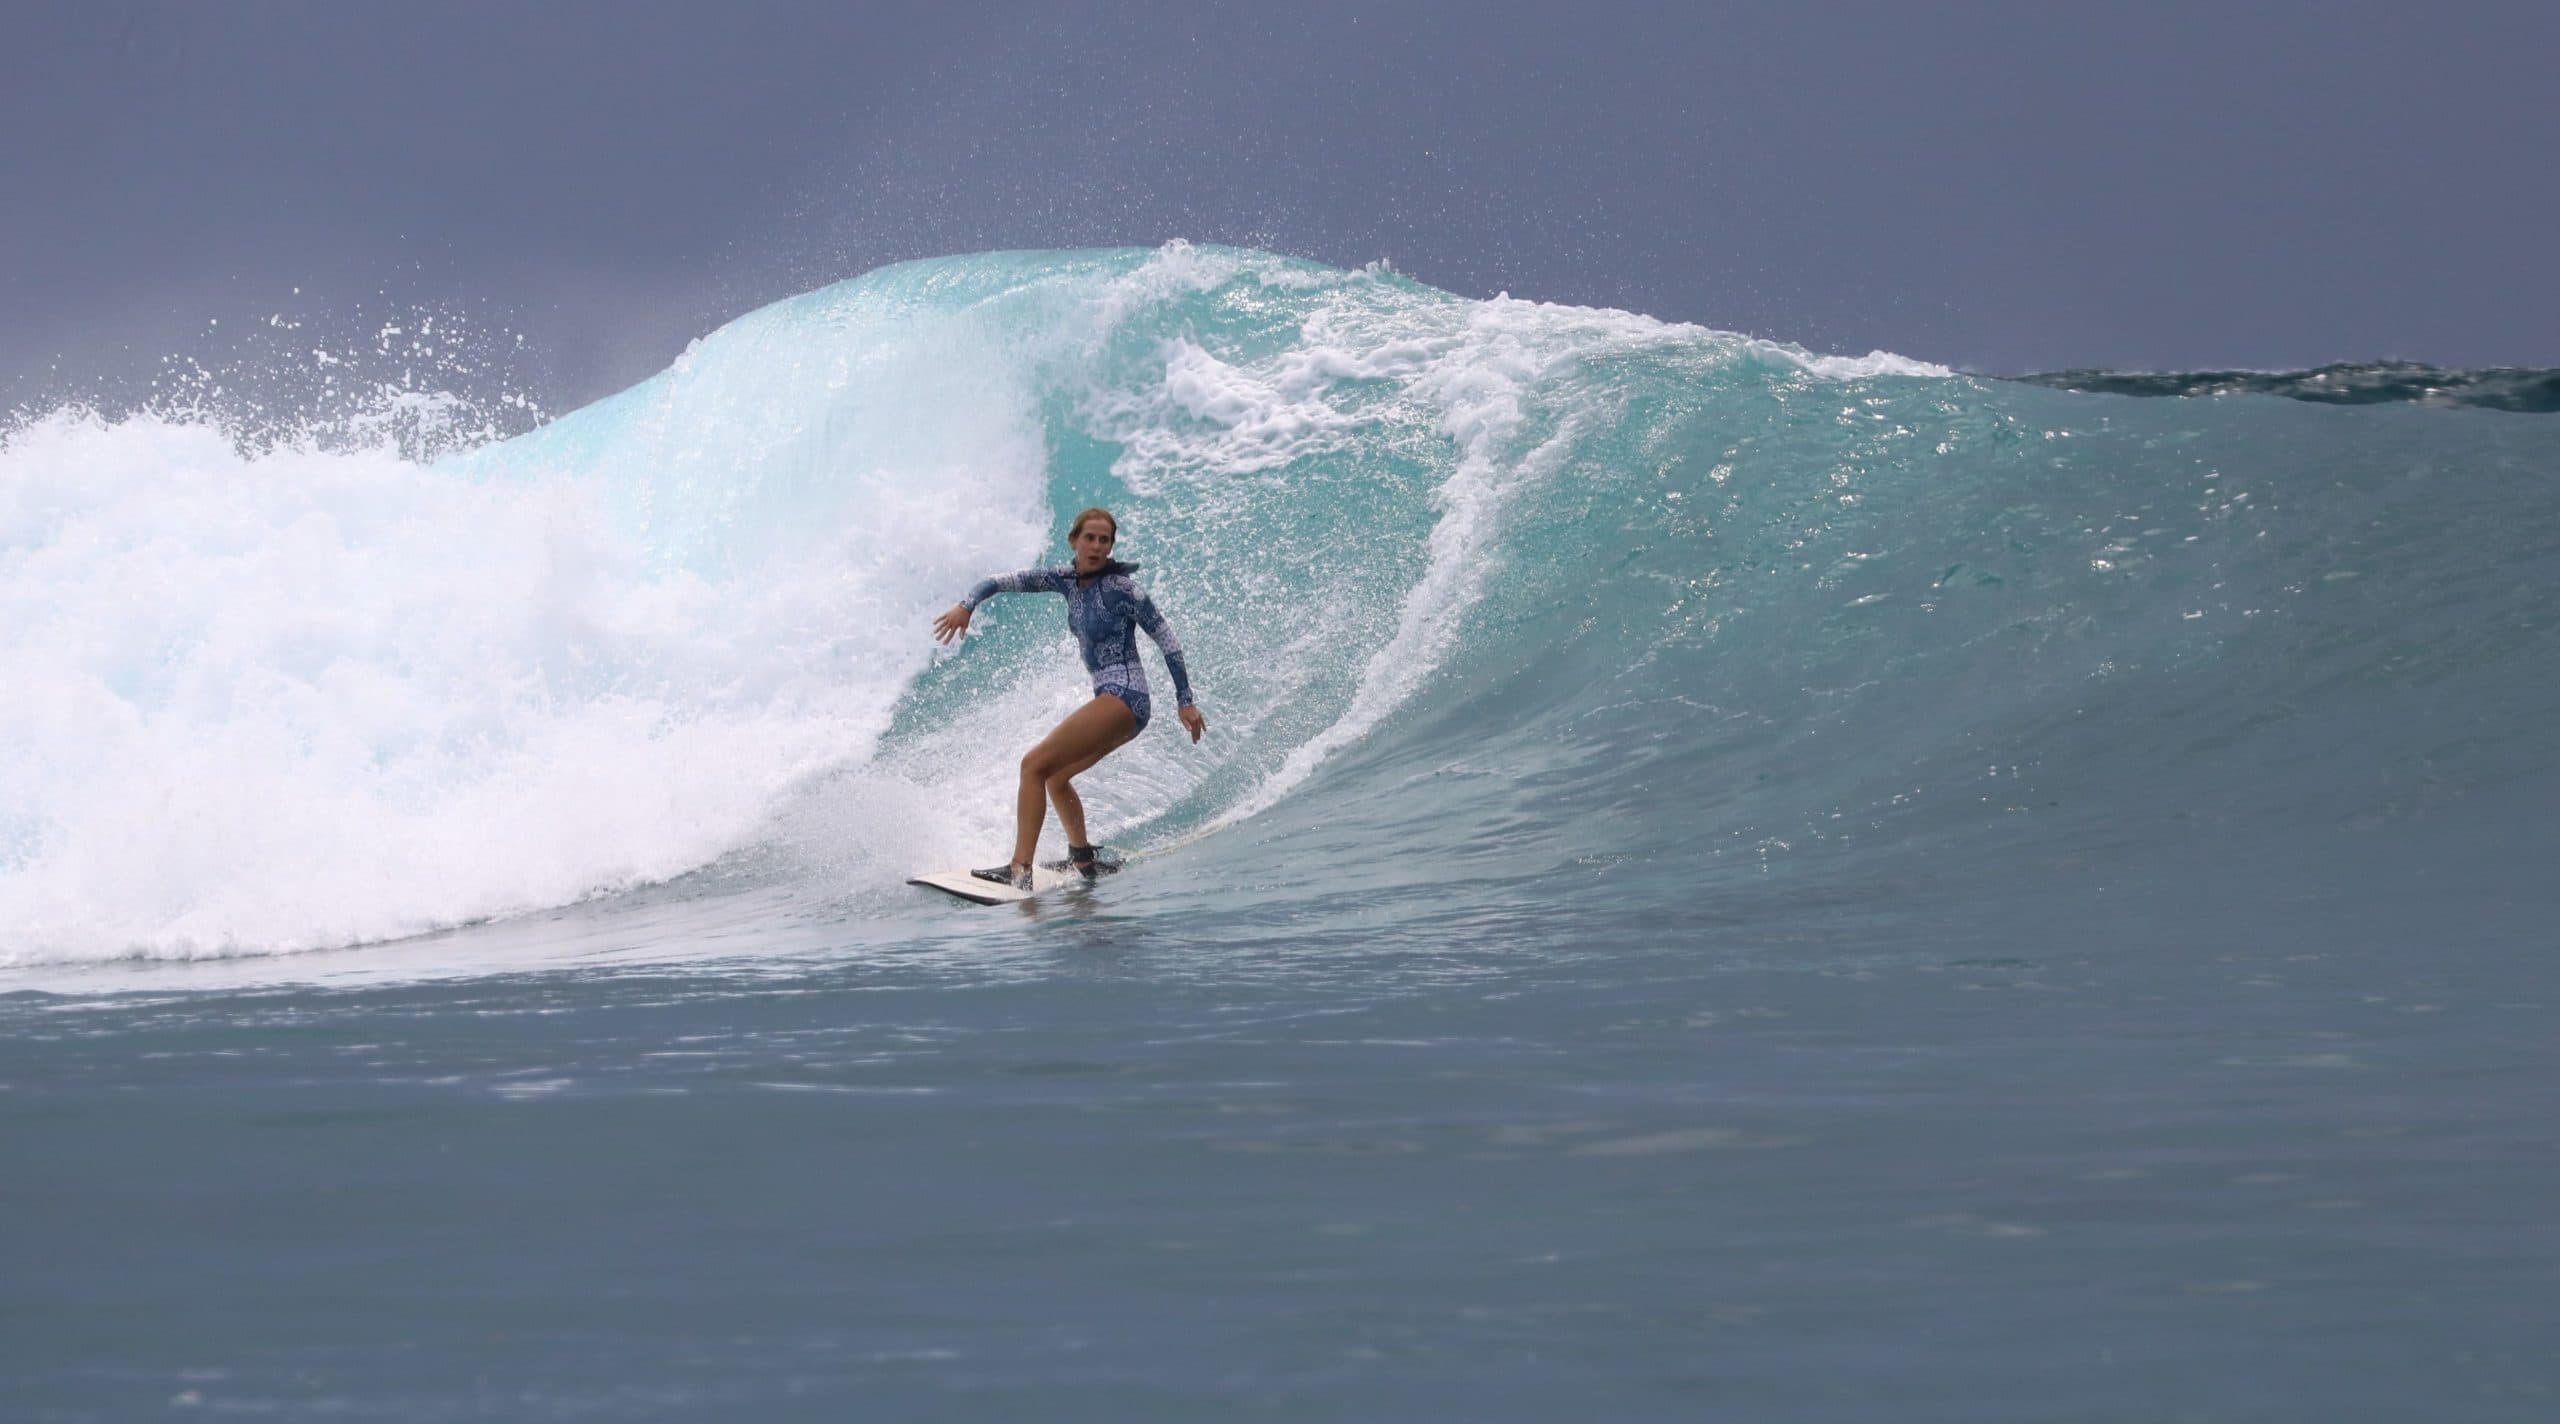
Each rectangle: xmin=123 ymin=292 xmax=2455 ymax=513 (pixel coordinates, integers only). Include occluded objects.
xmin=931 ymin=507 xmax=1205 ymax=889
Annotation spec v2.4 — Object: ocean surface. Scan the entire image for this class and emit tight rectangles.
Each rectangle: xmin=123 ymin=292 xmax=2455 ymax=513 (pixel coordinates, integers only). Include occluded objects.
xmin=5 ymin=244 xmax=2555 ymax=1419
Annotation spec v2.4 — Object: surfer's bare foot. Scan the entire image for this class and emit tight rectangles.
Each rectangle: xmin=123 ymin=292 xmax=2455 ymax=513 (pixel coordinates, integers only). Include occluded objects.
xmin=971 ymin=862 xmax=1034 ymax=890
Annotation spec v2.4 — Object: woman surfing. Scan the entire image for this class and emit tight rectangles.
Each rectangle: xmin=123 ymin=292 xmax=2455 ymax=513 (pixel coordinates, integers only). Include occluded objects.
xmin=931 ymin=507 xmax=1206 ymax=890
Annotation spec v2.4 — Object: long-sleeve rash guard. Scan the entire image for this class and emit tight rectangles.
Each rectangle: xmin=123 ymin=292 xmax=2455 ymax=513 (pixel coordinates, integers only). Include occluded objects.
xmin=960 ymin=565 xmax=1195 ymax=708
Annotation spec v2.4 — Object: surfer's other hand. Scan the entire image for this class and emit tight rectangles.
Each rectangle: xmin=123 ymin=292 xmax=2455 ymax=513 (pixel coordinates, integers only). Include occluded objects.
xmin=1179 ymin=704 xmax=1206 ymax=743
xmin=931 ymin=605 xmax=972 ymax=644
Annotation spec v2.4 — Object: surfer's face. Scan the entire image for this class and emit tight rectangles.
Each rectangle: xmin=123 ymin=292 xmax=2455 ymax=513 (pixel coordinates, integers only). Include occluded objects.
xmin=1071 ymin=520 xmax=1116 ymax=569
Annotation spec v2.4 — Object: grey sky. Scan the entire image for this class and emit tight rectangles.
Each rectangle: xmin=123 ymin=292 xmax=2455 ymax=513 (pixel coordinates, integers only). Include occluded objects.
xmin=6 ymin=1 xmax=2554 ymax=414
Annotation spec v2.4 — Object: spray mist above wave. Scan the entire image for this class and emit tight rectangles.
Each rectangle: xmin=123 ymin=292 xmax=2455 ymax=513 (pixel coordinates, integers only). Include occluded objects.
xmin=0 ymin=243 xmax=1950 ymax=966
xmin=9 ymin=295 xmax=556 ymax=463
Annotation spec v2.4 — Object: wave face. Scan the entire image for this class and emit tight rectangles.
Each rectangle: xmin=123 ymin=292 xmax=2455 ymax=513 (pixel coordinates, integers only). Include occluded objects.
xmin=5 ymin=244 xmax=2557 ymax=966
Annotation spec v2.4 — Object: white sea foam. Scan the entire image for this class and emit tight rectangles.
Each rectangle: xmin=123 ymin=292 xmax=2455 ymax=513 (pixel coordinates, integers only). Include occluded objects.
xmin=0 ymin=244 xmax=1954 ymax=965
xmin=1783 ymin=346 xmax=1953 ymax=380
xmin=0 ymin=300 xmax=1053 ymax=963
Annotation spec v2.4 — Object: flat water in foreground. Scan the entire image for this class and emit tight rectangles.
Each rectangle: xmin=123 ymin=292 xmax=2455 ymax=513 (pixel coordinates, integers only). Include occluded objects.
xmin=7 ymin=818 xmax=2552 ymax=1422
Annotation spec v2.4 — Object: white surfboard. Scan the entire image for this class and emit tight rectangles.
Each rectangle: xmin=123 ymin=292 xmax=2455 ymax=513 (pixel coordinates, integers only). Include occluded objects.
xmin=908 ymin=864 xmax=1085 ymax=905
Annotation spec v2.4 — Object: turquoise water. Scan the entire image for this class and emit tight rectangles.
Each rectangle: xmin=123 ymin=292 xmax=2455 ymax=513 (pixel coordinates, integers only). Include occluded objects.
xmin=5 ymin=246 xmax=2556 ymax=1418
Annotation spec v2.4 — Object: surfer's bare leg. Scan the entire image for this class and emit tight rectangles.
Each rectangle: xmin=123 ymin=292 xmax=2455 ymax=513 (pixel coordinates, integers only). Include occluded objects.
xmin=1045 ymin=708 xmax=1139 ymax=851
xmin=1012 ymin=695 xmax=1140 ymax=869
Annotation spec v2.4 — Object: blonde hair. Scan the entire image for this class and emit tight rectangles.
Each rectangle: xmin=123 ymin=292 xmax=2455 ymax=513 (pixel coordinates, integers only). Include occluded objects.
xmin=1066 ymin=507 xmax=1119 ymax=543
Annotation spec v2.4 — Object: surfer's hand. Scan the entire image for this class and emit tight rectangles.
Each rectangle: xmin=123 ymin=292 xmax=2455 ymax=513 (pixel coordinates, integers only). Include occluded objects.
xmin=1178 ymin=704 xmax=1206 ymax=743
xmin=931 ymin=605 xmax=972 ymax=644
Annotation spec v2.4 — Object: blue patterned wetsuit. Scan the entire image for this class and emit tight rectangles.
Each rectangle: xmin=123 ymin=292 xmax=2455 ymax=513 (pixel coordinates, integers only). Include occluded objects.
xmin=960 ymin=563 xmax=1194 ymax=732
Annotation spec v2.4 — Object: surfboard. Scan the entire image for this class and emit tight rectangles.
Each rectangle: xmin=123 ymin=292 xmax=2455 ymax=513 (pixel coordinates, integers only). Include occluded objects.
xmin=908 ymin=864 xmax=1085 ymax=905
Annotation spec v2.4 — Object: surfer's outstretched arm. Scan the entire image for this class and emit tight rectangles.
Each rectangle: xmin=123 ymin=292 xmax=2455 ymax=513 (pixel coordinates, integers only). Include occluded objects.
xmin=931 ymin=568 xmax=1068 ymax=643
